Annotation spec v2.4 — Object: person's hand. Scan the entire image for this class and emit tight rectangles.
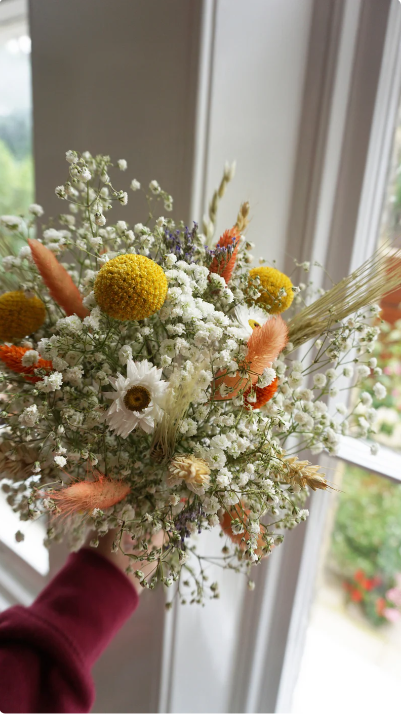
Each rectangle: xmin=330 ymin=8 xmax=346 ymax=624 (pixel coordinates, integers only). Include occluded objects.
xmin=84 ymin=528 xmax=165 ymax=595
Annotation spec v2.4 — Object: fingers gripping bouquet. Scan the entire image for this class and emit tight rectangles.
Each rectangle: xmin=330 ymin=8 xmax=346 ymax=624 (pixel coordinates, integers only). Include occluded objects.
xmin=0 ymin=150 xmax=400 ymax=604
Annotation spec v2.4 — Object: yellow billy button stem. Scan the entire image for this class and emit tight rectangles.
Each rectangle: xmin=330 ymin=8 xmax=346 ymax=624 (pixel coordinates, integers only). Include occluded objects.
xmin=249 ymin=266 xmax=294 ymax=314
xmin=0 ymin=291 xmax=46 ymax=341
xmin=94 ymin=254 xmax=168 ymax=321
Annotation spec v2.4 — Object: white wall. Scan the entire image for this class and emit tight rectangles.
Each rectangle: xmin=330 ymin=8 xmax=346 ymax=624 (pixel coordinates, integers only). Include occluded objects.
xmin=202 ymin=0 xmax=313 ymax=264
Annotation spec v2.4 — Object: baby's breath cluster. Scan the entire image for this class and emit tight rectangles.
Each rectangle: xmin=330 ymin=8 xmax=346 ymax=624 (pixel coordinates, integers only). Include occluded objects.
xmin=0 ymin=150 xmax=388 ymax=606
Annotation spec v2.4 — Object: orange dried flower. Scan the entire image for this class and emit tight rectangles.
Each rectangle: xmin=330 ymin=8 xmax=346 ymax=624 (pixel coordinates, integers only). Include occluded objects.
xmin=49 ymin=473 xmax=131 ymax=518
xmin=28 ymin=238 xmax=89 ymax=319
xmin=209 ymin=227 xmax=240 ymax=284
xmin=220 ymin=502 xmax=267 ymax=557
xmin=244 ymin=377 xmax=278 ymax=409
xmin=213 ymin=316 xmax=287 ymax=400
xmin=0 ymin=345 xmax=52 ymax=383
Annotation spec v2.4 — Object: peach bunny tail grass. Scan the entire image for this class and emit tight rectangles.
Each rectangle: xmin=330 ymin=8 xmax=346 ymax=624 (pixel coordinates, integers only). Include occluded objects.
xmin=48 ymin=476 xmax=131 ymax=518
xmin=28 ymin=238 xmax=89 ymax=319
xmin=246 ymin=315 xmax=288 ymax=380
xmin=209 ymin=227 xmax=240 ymax=284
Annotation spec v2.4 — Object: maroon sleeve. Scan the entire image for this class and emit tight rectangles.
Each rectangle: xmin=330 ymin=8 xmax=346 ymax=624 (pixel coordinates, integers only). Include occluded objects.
xmin=0 ymin=548 xmax=139 ymax=713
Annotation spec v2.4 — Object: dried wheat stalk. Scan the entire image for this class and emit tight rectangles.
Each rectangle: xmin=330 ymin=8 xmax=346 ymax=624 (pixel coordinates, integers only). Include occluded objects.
xmin=288 ymin=244 xmax=401 ymax=347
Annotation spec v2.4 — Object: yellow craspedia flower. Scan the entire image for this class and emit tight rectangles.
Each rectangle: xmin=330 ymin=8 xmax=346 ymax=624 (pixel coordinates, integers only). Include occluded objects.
xmin=0 ymin=291 xmax=46 ymax=341
xmin=249 ymin=266 xmax=294 ymax=314
xmin=94 ymin=254 xmax=168 ymax=321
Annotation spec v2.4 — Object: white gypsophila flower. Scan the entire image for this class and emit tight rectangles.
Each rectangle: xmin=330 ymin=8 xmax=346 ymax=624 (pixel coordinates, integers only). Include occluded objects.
xmin=19 ymin=246 xmax=32 ymax=261
xmin=55 ymin=185 xmax=66 ymax=198
xmin=80 ymin=167 xmax=91 ymax=182
xmin=335 ymin=403 xmax=347 ymax=415
xmin=37 ymin=371 xmax=63 ymax=393
xmin=356 ymin=364 xmax=370 ymax=380
xmin=21 ymin=350 xmax=39 ymax=367
xmin=83 ymin=307 xmax=101 ymax=331
xmin=56 ymin=315 xmax=82 ymax=334
xmin=104 ymin=359 xmax=168 ymax=438
xmin=257 ymin=367 xmax=276 ymax=389
xmin=52 ymin=357 xmax=68 ymax=371
xmin=19 ymin=405 xmax=39 ymax=427
xmin=117 ymin=159 xmax=127 ymax=171
xmin=89 ymin=236 xmax=103 ymax=249
xmin=29 ymin=203 xmax=44 ymax=217
xmin=66 ymin=150 xmax=78 ymax=164
xmin=310 ymin=442 xmax=324 ymax=455
xmin=202 ymin=447 xmax=226 ymax=470
xmin=64 ymin=366 xmax=84 ymax=385
xmin=130 ymin=179 xmax=141 ymax=191
xmin=118 ymin=345 xmax=133 ymax=365
xmin=2 ymin=256 xmax=20 ymax=271
xmin=294 ymin=387 xmax=313 ymax=402
xmin=313 ymin=373 xmax=327 ymax=389
xmin=149 ymin=180 xmax=160 ymax=194
xmin=343 ymin=366 xmax=353 ymax=378
xmin=54 ymin=455 xmax=67 ymax=467
xmin=1 ymin=215 xmax=24 ymax=230
xmin=288 ymin=371 xmax=302 ymax=388
xmin=370 ymin=443 xmax=379 ymax=455
xmin=313 ymin=401 xmax=328 ymax=415
xmin=326 ymin=368 xmax=337 ymax=381
xmin=291 ymin=360 xmax=303 ymax=373
xmin=360 ymin=392 xmax=373 ymax=407
xmin=232 ymin=305 xmax=270 ymax=339
xmin=294 ymin=411 xmax=314 ymax=431
xmin=373 ymin=382 xmax=386 ymax=400
xmin=95 ymin=212 xmax=106 ymax=226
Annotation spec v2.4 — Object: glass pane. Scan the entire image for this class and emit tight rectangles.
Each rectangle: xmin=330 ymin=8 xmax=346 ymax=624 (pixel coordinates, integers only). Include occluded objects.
xmin=0 ymin=4 xmax=46 ymax=575
xmin=0 ymin=3 xmax=34 ymax=217
xmin=346 ymin=96 xmax=401 ymax=451
xmin=292 ymin=462 xmax=401 ymax=713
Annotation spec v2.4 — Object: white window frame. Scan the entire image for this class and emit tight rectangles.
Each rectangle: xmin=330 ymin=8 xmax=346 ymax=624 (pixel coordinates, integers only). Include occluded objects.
xmin=277 ymin=0 xmax=401 ymax=712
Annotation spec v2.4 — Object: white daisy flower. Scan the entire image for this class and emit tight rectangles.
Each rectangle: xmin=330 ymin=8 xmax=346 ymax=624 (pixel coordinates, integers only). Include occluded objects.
xmin=232 ymin=305 xmax=270 ymax=339
xmin=104 ymin=359 xmax=168 ymax=438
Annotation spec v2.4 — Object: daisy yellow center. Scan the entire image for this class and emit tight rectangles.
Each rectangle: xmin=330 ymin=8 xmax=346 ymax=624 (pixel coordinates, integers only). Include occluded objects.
xmin=248 ymin=319 xmax=261 ymax=330
xmin=124 ymin=385 xmax=151 ymax=412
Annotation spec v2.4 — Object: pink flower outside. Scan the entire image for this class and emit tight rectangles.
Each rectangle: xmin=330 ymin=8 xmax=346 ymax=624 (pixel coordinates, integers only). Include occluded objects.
xmin=383 ymin=607 xmax=400 ymax=623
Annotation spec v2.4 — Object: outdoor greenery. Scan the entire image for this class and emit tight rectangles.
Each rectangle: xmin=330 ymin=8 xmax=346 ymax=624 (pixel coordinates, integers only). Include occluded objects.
xmin=0 ymin=139 xmax=33 ymax=217
xmin=330 ymin=463 xmax=401 ymax=625
xmin=331 ymin=464 xmax=401 ymax=579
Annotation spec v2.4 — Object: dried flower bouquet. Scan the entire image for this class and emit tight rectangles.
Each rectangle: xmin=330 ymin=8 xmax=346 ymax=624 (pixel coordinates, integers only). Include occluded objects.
xmin=0 ymin=150 xmax=399 ymax=604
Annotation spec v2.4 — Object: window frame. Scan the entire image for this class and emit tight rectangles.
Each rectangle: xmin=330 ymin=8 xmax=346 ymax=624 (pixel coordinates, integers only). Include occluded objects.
xmin=277 ymin=0 xmax=401 ymax=711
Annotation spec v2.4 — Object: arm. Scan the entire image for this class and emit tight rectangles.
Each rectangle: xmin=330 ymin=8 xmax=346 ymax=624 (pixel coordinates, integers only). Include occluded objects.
xmin=0 ymin=539 xmax=139 ymax=713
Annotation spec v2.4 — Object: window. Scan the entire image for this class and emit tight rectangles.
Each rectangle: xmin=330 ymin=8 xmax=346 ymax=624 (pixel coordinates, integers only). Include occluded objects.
xmin=292 ymin=3 xmax=401 ymax=712
xmin=293 ymin=463 xmax=401 ymax=714
xmin=0 ymin=0 xmax=47 ymax=583
xmin=0 ymin=0 xmax=33 ymax=217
